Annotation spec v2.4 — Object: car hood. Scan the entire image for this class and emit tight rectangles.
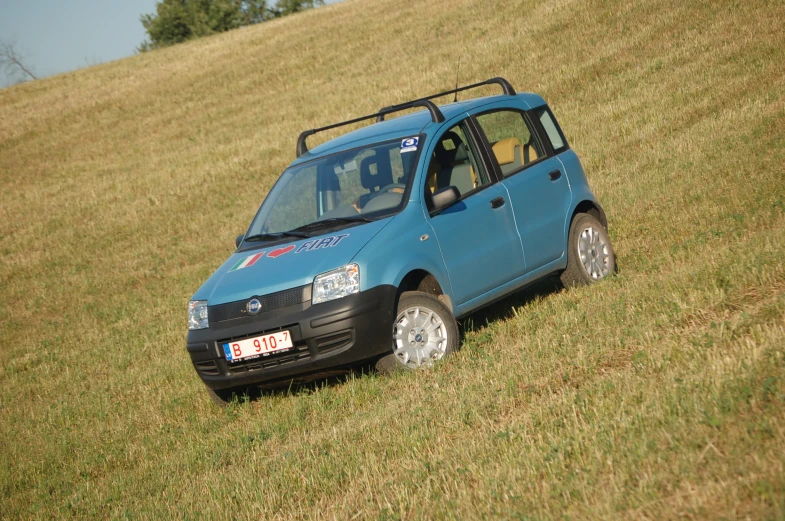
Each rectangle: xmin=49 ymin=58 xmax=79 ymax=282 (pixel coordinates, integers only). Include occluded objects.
xmin=193 ymin=219 xmax=392 ymax=305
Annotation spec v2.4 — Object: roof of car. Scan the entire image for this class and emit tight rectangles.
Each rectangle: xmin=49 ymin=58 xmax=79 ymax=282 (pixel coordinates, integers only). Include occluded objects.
xmin=291 ymin=92 xmax=547 ymax=165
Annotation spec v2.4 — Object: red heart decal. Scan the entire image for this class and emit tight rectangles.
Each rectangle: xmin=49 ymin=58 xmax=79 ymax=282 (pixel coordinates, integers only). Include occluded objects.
xmin=267 ymin=245 xmax=295 ymax=258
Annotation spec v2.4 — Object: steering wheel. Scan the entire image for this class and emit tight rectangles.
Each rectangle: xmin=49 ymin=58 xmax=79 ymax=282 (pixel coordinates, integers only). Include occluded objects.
xmin=377 ymin=183 xmax=406 ymax=194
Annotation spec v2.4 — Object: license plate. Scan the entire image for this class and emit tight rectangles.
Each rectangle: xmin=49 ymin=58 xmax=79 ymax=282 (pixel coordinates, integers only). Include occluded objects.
xmin=222 ymin=330 xmax=293 ymax=362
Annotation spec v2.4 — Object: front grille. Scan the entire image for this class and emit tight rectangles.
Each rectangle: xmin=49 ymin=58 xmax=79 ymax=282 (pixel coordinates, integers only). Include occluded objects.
xmin=209 ymin=285 xmax=310 ymax=323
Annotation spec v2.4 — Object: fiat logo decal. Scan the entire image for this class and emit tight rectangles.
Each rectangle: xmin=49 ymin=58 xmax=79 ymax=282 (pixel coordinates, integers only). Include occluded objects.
xmin=246 ymin=298 xmax=262 ymax=315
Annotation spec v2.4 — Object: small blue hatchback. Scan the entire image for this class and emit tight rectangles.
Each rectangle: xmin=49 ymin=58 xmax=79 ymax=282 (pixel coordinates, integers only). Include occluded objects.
xmin=186 ymin=78 xmax=615 ymax=403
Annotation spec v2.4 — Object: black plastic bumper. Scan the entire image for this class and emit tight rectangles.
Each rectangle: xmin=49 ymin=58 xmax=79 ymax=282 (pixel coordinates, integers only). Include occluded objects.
xmin=186 ymin=285 xmax=397 ymax=390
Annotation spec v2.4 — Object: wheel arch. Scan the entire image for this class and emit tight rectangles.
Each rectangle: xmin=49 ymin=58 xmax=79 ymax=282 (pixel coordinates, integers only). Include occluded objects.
xmin=395 ymin=269 xmax=453 ymax=313
xmin=570 ymin=199 xmax=608 ymax=230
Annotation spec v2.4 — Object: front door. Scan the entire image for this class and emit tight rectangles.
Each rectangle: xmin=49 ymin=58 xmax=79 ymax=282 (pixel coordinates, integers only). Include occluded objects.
xmin=425 ymin=120 xmax=525 ymax=306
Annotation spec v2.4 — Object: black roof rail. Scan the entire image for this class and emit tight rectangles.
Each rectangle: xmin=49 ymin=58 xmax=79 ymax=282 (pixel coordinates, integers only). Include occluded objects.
xmin=296 ymin=99 xmax=444 ymax=157
xmin=296 ymin=77 xmax=515 ymax=157
xmin=376 ymin=77 xmax=515 ymax=122
xmin=375 ymin=99 xmax=444 ymax=124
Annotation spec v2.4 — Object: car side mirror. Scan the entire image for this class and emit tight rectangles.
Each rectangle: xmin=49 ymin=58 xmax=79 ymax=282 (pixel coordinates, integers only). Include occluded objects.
xmin=235 ymin=234 xmax=244 ymax=248
xmin=431 ymin=186 xmax=460 ymax=212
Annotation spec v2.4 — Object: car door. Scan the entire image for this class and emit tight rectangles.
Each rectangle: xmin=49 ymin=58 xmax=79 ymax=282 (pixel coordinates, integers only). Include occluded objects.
xmin=472 ymin=106 xmax=573 ymax=273
xmin=425 ymin=118 xmax=526 ymax=306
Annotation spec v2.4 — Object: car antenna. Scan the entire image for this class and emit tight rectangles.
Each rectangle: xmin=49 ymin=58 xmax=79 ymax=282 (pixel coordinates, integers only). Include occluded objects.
xmin=453 ymin=55 xmax=462 ymax=103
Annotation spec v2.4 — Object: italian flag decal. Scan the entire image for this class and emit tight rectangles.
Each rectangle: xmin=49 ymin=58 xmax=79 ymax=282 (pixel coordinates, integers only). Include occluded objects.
xmin=229 ymin=252 xmax=265 ymax=272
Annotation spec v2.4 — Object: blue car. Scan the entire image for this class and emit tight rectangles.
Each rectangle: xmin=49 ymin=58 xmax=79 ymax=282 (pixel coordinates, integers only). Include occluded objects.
xmin=186 ymin=78 xmax=615 ymax=403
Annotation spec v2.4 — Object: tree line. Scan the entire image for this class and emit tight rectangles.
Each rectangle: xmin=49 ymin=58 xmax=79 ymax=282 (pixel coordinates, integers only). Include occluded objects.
xmin=138 ymin=0 xmax=324 ymax=51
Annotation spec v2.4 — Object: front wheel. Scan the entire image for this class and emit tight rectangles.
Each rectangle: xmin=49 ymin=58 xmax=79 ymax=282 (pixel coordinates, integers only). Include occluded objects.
xmin=375 ymin=291 xmax=459 ymax=373
xmin=560 ymin=212 xmax=616 ymax=287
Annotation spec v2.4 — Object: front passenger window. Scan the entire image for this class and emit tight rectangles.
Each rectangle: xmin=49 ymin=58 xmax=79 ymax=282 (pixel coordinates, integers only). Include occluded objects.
xmin=475 ymin=110 xmax=544 ymax=176
xmin=425 ymin=123 xmax=488 ymax=197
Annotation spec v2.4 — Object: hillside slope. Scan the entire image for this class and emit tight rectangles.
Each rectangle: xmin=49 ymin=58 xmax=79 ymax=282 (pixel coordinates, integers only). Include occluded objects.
xmin=1 ymin=0 xmax=784 ymax=518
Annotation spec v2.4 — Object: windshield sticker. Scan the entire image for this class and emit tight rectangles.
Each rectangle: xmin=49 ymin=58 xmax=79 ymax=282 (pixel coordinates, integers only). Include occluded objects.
xmin=296 ymin=233 xmax=349 ymax=254
xmin=229 ymin=252 xmax=265 ymax=272
xmin=401 ymin=137 xmax=419 ymax=153
xmin=267 ymin=245 xmax=295 ymax=258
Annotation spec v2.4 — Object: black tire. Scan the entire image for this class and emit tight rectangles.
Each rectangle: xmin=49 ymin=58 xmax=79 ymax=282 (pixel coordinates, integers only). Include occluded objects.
xmin=375 ymin=291 xmax=459 ymax=374
xmin=560 ymin=212 xmax=616 ymax=288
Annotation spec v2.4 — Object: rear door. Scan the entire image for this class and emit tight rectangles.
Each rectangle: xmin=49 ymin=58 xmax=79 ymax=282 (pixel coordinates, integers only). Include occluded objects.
xmin=472 ymin=105 xmax=573 ymax=273
xmin=425 ymin=118 xmax=526 ymax=306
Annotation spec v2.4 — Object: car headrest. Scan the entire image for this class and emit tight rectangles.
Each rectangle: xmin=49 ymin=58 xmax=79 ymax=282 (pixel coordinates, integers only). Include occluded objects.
xmin=492 ymin=137 xmax=520 ymax=165
xmin=360 ymin=155 xmax=393 ymax=191
xmin=434 ymin=131 xmax=463 ymax=165
xmin=453 ymin=142 xmax=469 ymax=163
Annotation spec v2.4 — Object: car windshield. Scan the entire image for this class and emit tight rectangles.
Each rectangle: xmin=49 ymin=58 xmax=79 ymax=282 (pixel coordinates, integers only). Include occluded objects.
xmin=246 ymin=136 xmax=421 ymax=238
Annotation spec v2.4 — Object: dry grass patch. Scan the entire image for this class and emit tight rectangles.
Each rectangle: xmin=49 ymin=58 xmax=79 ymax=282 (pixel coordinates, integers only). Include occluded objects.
xmin=2 ymin=0 xmax=785 ymax=519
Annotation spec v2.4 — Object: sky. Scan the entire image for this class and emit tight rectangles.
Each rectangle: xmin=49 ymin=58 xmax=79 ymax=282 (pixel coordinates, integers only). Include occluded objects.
xmin=0 ymin=0 xmax=341 ymax=88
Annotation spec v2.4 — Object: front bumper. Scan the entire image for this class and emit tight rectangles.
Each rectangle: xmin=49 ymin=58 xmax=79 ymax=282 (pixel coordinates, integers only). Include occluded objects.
xmin=186 ymin=285 xmax=397 ymax=390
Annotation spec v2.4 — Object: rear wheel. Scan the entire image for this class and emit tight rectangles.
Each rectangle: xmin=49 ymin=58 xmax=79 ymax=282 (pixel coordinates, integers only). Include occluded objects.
xmin=560 ymin=212 xmax=616 ymax=287
xmin=375 ymin=291 xmax=458 ymax=374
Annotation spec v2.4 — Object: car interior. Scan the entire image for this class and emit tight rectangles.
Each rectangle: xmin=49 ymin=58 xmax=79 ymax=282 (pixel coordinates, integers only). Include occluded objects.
xmin=426 ymin=122 xmax=541 ymax=199
xmin=426 ymin=129 xmax=482 ymax=196
xmin=317 ymin=114 xmax=543 ymax=221
xmin=490 ymin=137 xmax=539 ymax=175
xmin=316 ymin=148 xmax=407 ymax=220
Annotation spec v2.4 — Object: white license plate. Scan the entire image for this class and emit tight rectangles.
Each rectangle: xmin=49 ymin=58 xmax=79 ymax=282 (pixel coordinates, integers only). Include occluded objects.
xmin=222 ymin=330 xmax=293 ymax=362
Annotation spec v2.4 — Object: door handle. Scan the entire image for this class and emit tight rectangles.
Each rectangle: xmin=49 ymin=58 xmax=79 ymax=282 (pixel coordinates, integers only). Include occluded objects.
xmin=490 ymin=196 xmax=505 ymax=209
xmin=548 ymin=169 xmax=562 ymax=181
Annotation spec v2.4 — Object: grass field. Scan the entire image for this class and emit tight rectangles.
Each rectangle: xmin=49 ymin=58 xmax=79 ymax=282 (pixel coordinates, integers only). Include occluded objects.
xmin=2 ymin=0 xmax=784 ymax=518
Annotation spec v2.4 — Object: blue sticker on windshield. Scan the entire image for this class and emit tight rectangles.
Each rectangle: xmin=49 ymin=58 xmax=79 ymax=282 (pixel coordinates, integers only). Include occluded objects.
xmin=401 ymin=137 xmax=419 ymax=153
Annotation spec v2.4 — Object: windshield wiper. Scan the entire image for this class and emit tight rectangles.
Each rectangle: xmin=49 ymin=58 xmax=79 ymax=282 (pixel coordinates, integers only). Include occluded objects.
xmin=244 ymin=231 xmax=311 ymax=243
xmin=292 ymin=216 xmax=373 ymax=232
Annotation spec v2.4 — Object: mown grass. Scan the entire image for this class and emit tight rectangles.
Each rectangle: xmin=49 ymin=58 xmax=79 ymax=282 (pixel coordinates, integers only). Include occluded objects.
xmin=1 ymin=0 xmax=784 ymax=519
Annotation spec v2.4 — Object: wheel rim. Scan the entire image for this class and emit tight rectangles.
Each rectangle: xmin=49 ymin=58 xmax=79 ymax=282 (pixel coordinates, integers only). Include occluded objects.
xmin=392 ymin=304 xmax=448 ymax=369
xmin=577 ymin=225 xmax=611 ymax=280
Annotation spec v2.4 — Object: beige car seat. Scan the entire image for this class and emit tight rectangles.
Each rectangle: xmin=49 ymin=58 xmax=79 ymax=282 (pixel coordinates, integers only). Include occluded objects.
xmin=492 ymin=137 xmax=538 ymax=175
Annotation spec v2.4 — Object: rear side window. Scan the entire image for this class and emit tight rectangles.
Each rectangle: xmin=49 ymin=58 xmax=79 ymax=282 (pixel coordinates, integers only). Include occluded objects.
xmin=475 ymin=110 xmax=544 ymax=176
xmin=536 ymin=109 xmax=567 ymax=152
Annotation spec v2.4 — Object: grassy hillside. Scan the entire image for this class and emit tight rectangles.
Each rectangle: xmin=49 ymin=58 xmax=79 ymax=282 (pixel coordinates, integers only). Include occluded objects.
xmin=1 ymin=0 xmax=784 ymax=518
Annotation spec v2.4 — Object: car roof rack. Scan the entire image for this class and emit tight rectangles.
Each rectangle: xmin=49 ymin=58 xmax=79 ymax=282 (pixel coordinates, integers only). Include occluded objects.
xmin=375 ymin=77 xmax=515 ymax=123
xmin=296 ymin=77 xmax=515 ymax=157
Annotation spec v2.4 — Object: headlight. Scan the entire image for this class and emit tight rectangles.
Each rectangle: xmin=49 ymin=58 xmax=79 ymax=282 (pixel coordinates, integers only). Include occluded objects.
xmin=188 ymin=300 xmax=209 ymax=330
xmin=312 ymin=264 xmax=360 ymax=304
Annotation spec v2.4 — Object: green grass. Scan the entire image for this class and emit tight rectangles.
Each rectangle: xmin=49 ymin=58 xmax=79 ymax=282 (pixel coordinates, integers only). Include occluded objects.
xmin=1 ymin=0 xmax=785 ymax=518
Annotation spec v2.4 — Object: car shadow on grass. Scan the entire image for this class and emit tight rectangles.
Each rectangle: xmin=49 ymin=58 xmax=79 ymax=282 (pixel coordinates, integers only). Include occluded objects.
xmin=218 ymin=277 xmax=565 ymax=406
xmin=458 ymin=275 xmax=564 ymax=336
xmin=217 ymin=364 xmax=378 ymax=405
